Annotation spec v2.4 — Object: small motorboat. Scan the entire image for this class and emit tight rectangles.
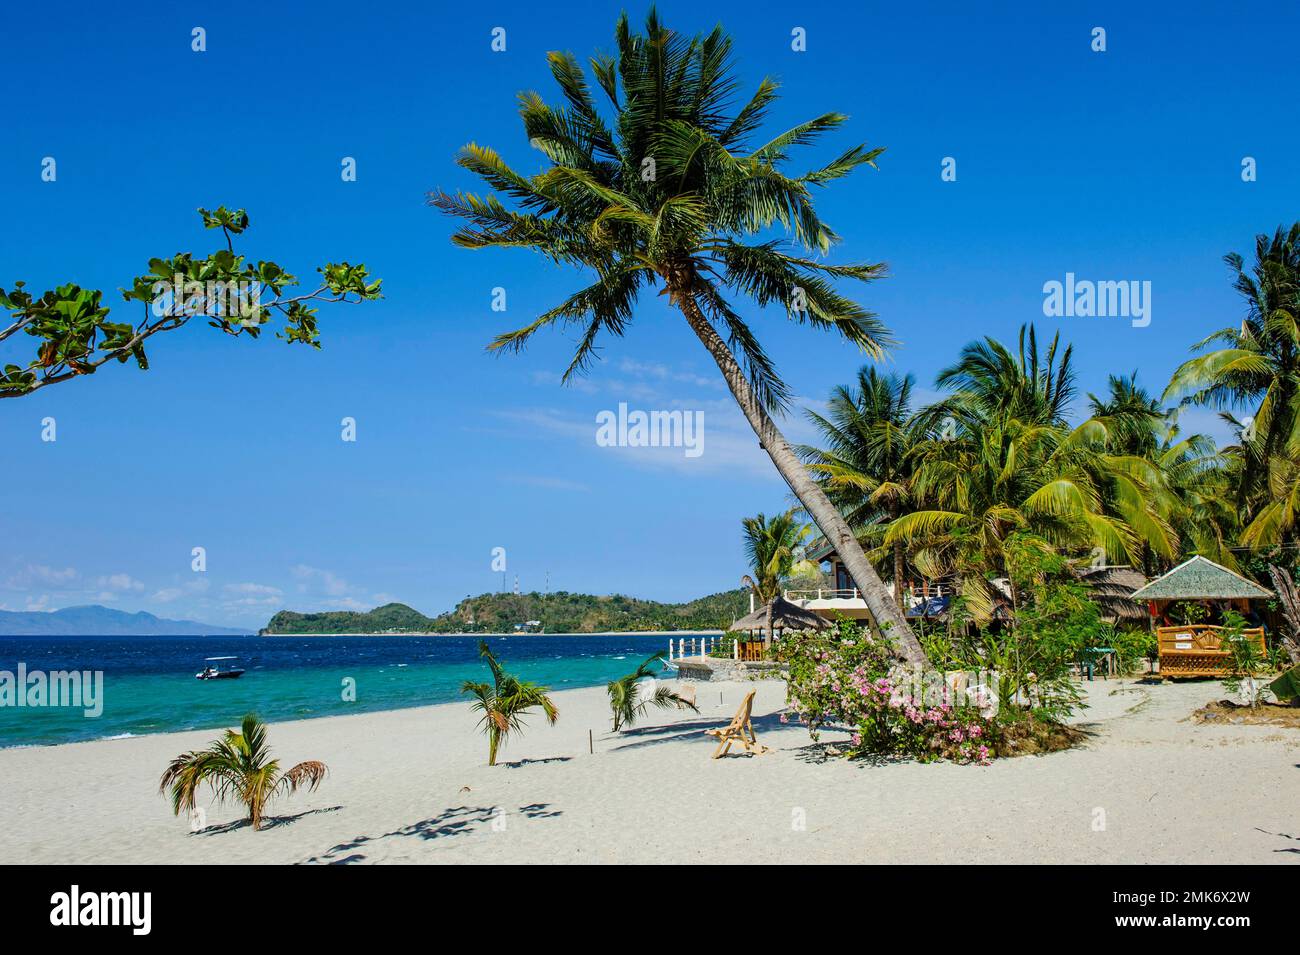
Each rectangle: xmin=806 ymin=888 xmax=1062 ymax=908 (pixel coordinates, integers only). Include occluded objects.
xmin=196 ymin=656 xmax=245 ymax=680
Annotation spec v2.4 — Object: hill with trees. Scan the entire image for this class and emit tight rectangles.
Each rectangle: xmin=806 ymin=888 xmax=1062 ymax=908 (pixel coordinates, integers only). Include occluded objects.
xmin=261 ymin=589 xmax=749 ymax=635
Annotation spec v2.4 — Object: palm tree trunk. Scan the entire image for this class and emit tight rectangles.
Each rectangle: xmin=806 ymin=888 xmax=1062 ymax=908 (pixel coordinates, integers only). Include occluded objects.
xmin=893 ymin=539 xmax=907 ymax=612
xmin=673 ymin=290 xmax=927 ymax=666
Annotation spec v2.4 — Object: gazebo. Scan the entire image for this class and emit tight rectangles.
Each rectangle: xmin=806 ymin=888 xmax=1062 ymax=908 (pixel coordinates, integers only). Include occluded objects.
xmin=1130 ymin=555 xmax=1271 ymax=678
xmin=731 ymin=596 xmax=829 ymax=661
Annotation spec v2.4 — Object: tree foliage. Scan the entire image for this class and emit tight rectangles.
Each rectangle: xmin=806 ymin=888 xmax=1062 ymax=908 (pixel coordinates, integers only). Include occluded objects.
xmin=0 ymin=206 xmax=381 ymax=397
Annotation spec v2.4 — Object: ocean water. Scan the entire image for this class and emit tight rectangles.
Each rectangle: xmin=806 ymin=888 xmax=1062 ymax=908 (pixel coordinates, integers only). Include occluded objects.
xmin=0 ymin=633 xmax=682 ymax=747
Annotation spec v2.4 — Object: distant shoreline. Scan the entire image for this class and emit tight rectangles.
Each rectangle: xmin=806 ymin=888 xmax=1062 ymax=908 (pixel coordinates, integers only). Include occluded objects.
xmin=259 ymin=629 xmax=727 ymax=637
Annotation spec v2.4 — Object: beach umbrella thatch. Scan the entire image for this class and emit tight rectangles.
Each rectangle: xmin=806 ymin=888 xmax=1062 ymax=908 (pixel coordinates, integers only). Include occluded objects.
xmin=732 ymin=595 xmax=830 ymax=635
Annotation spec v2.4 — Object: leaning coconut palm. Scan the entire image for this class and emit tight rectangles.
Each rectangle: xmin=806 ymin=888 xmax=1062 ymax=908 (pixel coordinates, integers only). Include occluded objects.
xmin=158 ymin=713 xmax=327 ymax=831
xmin=740 ymin=509 xmax=809 ymax=604
xmin=461 ymin=640 xmax=558 ymax=766
xmin=607 ymin=653 xmax=698 ymax=731
xmin=430 ymin=9 xmax=925 ymax=665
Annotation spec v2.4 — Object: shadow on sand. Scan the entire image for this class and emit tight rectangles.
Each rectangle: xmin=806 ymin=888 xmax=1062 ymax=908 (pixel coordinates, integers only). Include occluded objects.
xmin=1255 ymin=826 xmax=1300 ymax=854
xmin=606 ymin=710 xmax=789 ymax=755
xmin=297 ymin=803 xmax=562 ymax=864
xmin=193 ymin=805 xmax=343 ymax=835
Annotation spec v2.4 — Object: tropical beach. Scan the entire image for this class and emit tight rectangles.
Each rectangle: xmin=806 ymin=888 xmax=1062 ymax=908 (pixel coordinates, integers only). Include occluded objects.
xmin=1 ymin=676 xmax=1297 ymax=865
xmin=3 ymin=1 xmax=1300 ymax=925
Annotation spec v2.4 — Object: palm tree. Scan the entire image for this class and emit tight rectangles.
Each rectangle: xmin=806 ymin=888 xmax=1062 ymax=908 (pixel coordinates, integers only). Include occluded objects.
xmin=461 ymin=640 xmax=558 ymax=766
xmin=1087 ymin=374 xmax=1233 ymax=573
xmin=890 ymin=327 xmax=1172 ymax=623
xmin=430 ymin=9 xmax=926 ymax=665
xmin=158 ymin=713 xmax=327 ymax=831
xmin=607 ymin=653 xmax=698 ymax=731
xmin=1164 ymin=223 xmax=1300 ymax=535
xmin=740 ymin=508 xmax=808 ymax=603
xmin=932 ymin=325 xmax=1076 ymax=426
xmin=802 ymin=368 xmax=919 ymax=608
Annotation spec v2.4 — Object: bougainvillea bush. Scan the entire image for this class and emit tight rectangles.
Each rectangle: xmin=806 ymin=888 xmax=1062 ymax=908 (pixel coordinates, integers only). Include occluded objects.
xmin=778 ymin=621 xmax=995 ymax=764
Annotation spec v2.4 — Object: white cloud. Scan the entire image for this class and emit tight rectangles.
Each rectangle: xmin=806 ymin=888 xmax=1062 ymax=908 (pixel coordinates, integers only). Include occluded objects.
xmin=617 ymin=358 xmax=721 ymax=390
xmin=323 ymin=596 xmax=369 ymax=610
xmin=224 ymin=582 xmax=283 ymax=597
xmin=151 ymin=579 xmax=209 ymax=603
xmin=493 ymin=399 xmax=788 ymax=480
xmin=290 ymin=564 xmax=350 ymax=596
xmin=96 ymin=573 xmax=145 ymax=593
xmin=5 ymin=564 xmax=78 ymax=590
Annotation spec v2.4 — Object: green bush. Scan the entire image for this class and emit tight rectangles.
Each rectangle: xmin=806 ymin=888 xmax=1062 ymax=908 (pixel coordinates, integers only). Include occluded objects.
xmin=780 ymin=621 xmax=996 ymax=764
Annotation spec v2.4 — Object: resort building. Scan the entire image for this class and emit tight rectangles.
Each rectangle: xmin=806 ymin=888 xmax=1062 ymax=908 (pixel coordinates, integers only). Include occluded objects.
xmin=782 ymin=537 xmax=953 ymax=623
xmin=787 ymin=539 xmax=1148 ymax=627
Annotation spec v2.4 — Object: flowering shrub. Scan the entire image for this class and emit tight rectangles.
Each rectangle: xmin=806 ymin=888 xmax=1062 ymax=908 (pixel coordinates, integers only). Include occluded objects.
xmin=779 ymin=621 xmax=996 ymax=764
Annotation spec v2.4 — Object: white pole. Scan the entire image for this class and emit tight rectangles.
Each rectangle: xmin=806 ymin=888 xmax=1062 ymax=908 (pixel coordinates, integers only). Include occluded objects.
xmin=733 ymin=637 xmax=739 ymax=661
xmin=668 ymin=638 xmax=674 ymax=662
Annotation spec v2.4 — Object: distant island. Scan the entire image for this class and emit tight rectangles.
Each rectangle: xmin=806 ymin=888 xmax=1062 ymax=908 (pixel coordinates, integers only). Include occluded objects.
xmin=0 ymin=605 xmax=248 ymax=636
xmin=261 ymin=589 xmax=750 ymax=635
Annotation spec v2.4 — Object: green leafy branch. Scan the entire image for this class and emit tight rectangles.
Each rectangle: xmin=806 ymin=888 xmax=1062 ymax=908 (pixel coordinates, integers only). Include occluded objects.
xmin=0 ymin=206 xmax=382 ymax=398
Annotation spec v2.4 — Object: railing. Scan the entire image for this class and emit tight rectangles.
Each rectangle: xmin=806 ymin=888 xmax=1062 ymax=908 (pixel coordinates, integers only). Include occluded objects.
xmin=1156 ymin=624 xmax=1266 ymax=678
xmin=666 ymin=635 xmax=731 ymax=662
xmin=785 ymin=585 xmax=948 ymax=603
xmin=784 ymin=589 xmax=863 ymax=602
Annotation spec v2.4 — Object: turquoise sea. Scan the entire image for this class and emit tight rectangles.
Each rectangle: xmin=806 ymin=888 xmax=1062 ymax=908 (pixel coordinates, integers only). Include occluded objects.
xmin=0 ymin=633 xmax=682 ymax=747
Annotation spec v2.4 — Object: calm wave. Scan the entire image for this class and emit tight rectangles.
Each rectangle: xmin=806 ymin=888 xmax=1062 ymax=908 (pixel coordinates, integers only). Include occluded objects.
xmin=0 ymin=633 xmax=682 ymax=747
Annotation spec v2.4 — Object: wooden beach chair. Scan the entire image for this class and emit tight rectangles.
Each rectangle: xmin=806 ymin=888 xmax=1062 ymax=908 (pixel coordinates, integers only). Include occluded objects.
xmin=703 ymin=689 xmax=770 ymax=758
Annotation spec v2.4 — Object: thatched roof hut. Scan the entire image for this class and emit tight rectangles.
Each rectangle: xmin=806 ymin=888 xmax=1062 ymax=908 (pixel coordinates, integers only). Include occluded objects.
xmin=731 ymin=596 xmax=830 ymax=636
xmin=1130 ymin=555 xmax=1271 ymax=602
xmin=1080 ymin=565 xmax=1148 ymax=624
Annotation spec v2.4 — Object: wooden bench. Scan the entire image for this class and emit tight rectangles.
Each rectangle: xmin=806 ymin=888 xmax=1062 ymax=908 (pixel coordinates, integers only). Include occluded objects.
xmin=1157 ymin=625 xmax=1265 ymax=678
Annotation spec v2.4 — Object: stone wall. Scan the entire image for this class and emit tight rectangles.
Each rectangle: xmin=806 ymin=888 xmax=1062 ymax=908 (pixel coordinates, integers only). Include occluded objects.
xmin=671 ymin=658 xmax=785 ymax=682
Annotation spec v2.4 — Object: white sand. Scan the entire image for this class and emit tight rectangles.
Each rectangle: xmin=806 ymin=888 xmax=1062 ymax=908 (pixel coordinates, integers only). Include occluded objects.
xmin=1 ymin=677 xmax=1297 ymax=864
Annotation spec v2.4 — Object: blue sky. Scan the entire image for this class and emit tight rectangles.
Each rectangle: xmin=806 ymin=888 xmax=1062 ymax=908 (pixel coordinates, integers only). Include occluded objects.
xmin=1 ymin=1 xmax=1296 ymax=629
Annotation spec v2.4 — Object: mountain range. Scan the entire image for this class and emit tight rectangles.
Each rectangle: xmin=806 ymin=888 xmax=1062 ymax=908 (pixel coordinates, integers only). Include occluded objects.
xmin=0 ymin=605 xmax=248 ymax=636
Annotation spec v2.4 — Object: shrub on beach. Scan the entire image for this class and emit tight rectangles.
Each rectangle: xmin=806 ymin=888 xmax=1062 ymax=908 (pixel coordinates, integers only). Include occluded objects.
xmin=158 ymin=713 xmax=327 ymax=831
xmin=779 ymin=621 xmax=996 ymax=765
xmin=461 ymin=640 xmax=558 ymax=766
xmin=780 ymin=617 xmax=1089 ymax=764
xmin=607 ymin=653 xmax=697 ymax=731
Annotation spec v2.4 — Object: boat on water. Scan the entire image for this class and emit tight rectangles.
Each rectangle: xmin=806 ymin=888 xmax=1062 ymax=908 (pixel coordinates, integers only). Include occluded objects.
xmin=195 ymin=656 xmax=245 ymax=680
